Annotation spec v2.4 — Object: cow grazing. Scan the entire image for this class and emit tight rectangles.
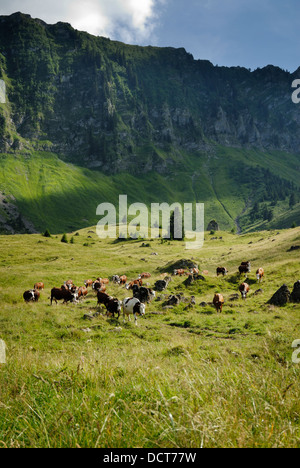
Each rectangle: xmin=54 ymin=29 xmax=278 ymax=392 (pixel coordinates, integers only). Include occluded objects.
xmin=173 ymin=269 xmax=186 ymax=276
xmin=50 ymin=287 xmax=78 ymax=305
xmin=190 ymin=268 xmax=200 ymax=275
xmin=93 ymin=281 xmax=106 ymax=292
xmin=97 ymin=291 xmax=112 ymax=307
xmin=105 ymin=298 xmax=122 ymax=319
xmin=84 ymin=279 xmax=93 ymax=288
xmin=96 ymin=291 xmax=121 ymax=318
xmin=23 ymin=289 xmax=40 ymax=303
xmin=256 ymin=268 xmax=264 ymax=283
xmin=138 ymin=272 xmax=151 ymax=279
xmin=97 ymin=277 xmax=110 ymax=285
xmin=213 ymin=293 xmax=224 ymax=313
xmin=217 ymin=267 xmax=228 ymax=277
xmin=34 ymin=282 xmax=44 ymax=290
xmin=119 ymin=275 xmax=127 ymax=285
xmin=122 ymin=297 xmax=146 ymax=326
xmin=125 ymin=279 xmax=143 ymax=290
xmin=239 ymin=261 xmax=251 ymax=277
xmin=239 ymin=283 xmax=250 ymax=300
xmin=112 ymin=275 xmax=121 ymax=284
xmin=78 ymin=286 xmax=88 ymax=299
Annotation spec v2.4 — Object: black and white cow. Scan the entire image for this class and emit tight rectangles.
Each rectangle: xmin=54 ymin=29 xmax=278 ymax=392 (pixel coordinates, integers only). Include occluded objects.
xmin=122 ymin=297 xmax=146 ymax=326
xmin=23 ymin=289 xmax=40 ymax=303
xmin=217 ymin=267 xmax=228 ymax=277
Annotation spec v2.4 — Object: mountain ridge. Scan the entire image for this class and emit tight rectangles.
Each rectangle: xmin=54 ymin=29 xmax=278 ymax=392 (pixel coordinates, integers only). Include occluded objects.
xmin=0 ymin=12 xmax=299 ymax=234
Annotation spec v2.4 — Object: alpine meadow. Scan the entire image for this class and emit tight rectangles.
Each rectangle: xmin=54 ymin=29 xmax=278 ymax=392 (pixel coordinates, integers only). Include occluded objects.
xmin=0 ymin=11 xmax=300 ymax=450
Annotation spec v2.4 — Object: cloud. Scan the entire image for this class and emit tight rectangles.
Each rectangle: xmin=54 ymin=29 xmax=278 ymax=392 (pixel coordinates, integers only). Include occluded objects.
xmin=69 ymin=0 xmax=165 ymax=43
xmin=0 ymin=0 xmax=166 ymax=43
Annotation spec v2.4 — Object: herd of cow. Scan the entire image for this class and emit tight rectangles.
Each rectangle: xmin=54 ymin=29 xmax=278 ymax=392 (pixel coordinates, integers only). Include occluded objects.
xmin=213 ymin=262 xmax=264 ymax=313
xmin=22 ymin=262 xmax=265 ymax=325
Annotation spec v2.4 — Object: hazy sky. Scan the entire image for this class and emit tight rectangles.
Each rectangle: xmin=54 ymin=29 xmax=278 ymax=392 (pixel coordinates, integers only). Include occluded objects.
xmin=0 ymin=0 xmax=299 ymax=72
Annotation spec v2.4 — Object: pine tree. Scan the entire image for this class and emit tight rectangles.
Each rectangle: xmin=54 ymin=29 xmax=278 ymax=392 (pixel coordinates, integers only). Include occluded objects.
xmin=61 ymin=233 xmax=68 ymax=243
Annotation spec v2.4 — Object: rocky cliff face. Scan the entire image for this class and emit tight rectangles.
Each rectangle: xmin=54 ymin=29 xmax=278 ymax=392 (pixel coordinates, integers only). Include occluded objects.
xmin=0 ymin=12 xmax=299 ymax=175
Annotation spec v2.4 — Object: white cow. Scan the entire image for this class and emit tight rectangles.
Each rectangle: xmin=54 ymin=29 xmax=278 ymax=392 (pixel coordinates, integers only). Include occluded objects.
xmin=122 ymin=297 xmax=146 ymax=326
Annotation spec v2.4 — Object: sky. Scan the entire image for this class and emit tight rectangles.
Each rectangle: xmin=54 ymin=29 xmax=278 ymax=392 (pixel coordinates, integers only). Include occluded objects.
xmin=0 ymin=0 xmax=299 ymax=72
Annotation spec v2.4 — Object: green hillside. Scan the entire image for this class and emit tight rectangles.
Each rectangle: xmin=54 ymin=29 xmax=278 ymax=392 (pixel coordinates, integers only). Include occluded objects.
xmin=0 ymin=148 xmax=299 ymax=234
xmin=0 ymin=226 xmax=300 ymax=447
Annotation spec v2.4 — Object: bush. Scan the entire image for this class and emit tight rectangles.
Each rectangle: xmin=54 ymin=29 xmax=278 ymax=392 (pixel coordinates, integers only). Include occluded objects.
xmin=43 ymin=229 xmax=51 ymax=238
xmin=61 ymin=233 xmax=68 ymax=243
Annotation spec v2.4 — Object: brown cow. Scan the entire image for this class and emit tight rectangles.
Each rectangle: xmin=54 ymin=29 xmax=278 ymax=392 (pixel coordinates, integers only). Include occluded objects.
xmin=256 ymin=268 xmax=264 ymax=283
xmin=239 ymin=283 xmax=250 ymax=300
xmin=119 ymin=275 xmax=127 ymax=285
xmin=97 ymin=291 xmax=112 ymax=307
xmin=97 ymin=277 xmax=110 ymax=285
xmin=84 ymin=279 xmax=93 ymax=288
xmin=190 ymin=268 xmax=200 ymax=275
xmin=78 ymin=286 xmax=88 ymax=299
xmin=50 ymin=287 xmax=78 ymax=305
xmin=34 ymin=282 xmax=44 ymax=290
xmin=173 ymin=269 xmax=186 ymax=276
xmin=126 ymin=279 xmax=143 ymax=290
xmin=213 ymin=293 xmax=224 ymax=313
xmin=139 ymin=272 xmax=151 ymax=279
xmin=92 ymin=281 xmax=107 ymax=292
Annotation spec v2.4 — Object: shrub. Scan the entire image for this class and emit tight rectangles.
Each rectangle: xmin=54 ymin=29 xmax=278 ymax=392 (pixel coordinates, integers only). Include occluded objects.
xmin=61 ymin=233 xmax=68 ymax=243
xmin=43 ymin=229 xmax=51 ymax=238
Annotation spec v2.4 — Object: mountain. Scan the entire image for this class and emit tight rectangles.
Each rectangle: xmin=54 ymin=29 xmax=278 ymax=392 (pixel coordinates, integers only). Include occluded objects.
xmin=0 ymin=12 xmax=300 ymax=234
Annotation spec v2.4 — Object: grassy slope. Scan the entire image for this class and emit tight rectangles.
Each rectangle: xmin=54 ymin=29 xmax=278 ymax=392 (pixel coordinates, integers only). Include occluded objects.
xmin=0 ymin=226 xmax=299 ymax=447
xmin=1 ymin=147 xmax=299 ymax=235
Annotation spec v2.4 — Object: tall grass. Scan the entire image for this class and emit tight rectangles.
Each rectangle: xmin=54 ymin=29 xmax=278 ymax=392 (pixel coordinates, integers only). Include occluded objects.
xmin=0 ymin=227 xmax=299 ymax=447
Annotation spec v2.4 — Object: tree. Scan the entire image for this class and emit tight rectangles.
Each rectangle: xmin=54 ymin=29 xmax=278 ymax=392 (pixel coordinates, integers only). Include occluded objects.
xmin=43 ymin=228 xmax=51 ymax=238
xmin=61 ymin=233 xmax=68 ymax=243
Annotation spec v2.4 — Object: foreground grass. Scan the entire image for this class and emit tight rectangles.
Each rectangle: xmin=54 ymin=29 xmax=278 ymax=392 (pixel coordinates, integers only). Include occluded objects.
xmin=0 ymin=227 xmax=299 ymax=447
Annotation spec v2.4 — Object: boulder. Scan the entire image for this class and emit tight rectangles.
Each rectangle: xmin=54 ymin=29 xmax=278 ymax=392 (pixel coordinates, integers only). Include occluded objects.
xmin=154 ymin=280 xmax=168 ymax=292
xmin=183 ymin=274 xmax=205 ymax=287
xmin=291 ymin=281 xmax=300 ymax=303
xmin=268 ymin=284 xmax=291 ymax=306
xmin=165 ymin=295 xmax=182 ymax=306
xmin=161 ymin=259 xmax=198 ymax=274
xmin=207 ymin=220 xmax=219 ymax=232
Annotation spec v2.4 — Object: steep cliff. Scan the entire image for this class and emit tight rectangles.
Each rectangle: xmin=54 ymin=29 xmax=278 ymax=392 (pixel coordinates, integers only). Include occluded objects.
xmin=0 ymin=12 xmax=299 ymax=233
